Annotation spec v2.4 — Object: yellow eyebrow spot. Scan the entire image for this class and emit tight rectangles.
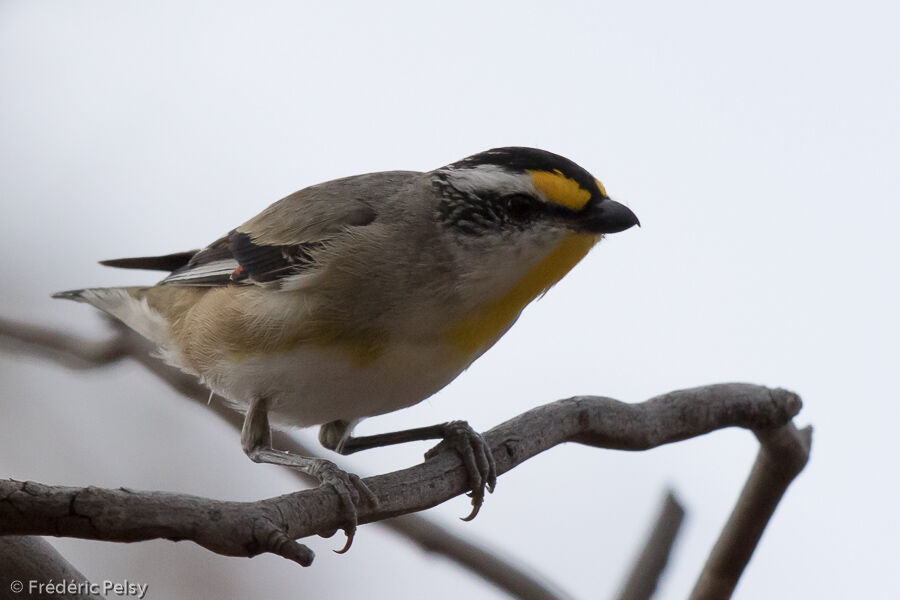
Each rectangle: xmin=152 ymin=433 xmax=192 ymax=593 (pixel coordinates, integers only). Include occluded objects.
xmin=527 ymin=169 xmax=592 ymax=211
xmin=594 ymin=178 xmax=607 ymax=197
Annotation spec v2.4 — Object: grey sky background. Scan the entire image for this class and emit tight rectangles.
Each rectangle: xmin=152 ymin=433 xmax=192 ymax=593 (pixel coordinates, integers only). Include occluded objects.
xmin=1 ymin=1 xmax=897 ymax=598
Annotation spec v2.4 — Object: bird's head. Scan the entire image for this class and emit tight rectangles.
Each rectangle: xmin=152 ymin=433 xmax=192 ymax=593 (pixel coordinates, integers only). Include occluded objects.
xmin=432 ymin=146 xmax=638 ymax=242
xmin=429 ymin=147 xmax=640 ymax=356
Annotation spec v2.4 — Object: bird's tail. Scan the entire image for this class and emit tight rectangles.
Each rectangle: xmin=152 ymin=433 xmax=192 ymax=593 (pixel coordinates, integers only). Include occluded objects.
xmin=52 ymin=286 xmax=169 ymax=346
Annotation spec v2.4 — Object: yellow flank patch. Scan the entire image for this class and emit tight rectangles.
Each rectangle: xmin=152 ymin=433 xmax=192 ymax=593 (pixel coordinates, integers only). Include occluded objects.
xmin=528 ymin=169 xmax=592 ymax=211
xmin=445 ymin=233 xmax=598 ymax=357
xmin=228 ymin=319 xmax=385 ymax=367
xmin=307 ymin=323 xmax=385 ymax=366
xmin=160 ymin=285 xmax=386 ymax=370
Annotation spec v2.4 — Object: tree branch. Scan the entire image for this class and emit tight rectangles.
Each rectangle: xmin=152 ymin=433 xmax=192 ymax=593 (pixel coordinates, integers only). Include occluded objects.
xmin=617 ymin=491 xmax=686 ymax=600
xmin=0 ymin=318 xmax=130 ymax=369
xmin=0 ymin=536 xmax=102 ymax=600
xmin=1 ymin=318 xmax=813 ymax=598
xmin=1 ymin=384 xmax=801 ymax=566
xmin=690 ymin=423 xmax=812 ymax=599
xmin=1 ymin=318 xmax=572 ymax=600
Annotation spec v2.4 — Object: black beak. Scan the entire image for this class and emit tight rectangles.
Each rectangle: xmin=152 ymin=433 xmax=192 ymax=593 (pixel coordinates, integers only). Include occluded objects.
xmin=580 ymin=198 xmax=640 ymax=234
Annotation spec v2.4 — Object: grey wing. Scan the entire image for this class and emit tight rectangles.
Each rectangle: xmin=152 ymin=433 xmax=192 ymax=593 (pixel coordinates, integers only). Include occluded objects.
xmin=100 ymin=174 xmax=421 ymax=288
xmin=159 ymin=179 xmax=382 ymax=287
xmin=101 ymin=171 xmax=421 ymax=288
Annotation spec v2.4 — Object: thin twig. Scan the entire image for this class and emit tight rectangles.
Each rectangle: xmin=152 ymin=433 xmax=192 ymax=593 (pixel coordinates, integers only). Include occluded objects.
xmin=0 ymin=319 xmax=130 ymax=368
xmin=617 ymin=491 xmax=686 ymax=600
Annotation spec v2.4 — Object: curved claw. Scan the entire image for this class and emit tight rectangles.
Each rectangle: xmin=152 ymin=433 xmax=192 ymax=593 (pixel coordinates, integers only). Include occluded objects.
xmin=334 ymin=529 xmax=355 ymax=554
xmin=350 ymin=473 xmax=380 ymax=508
xmin=425 ymin=421 xmax=497 ymax=521
xmin=461 ymin=500 xmax=482 ymax=522
xmin=311 ymin=461 xmax=377 ymax=554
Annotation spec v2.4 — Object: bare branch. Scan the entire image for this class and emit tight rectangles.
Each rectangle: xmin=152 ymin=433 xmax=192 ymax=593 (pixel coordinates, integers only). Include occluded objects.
xmin=386 ymin=516 xmax=575 ymax=600
xmin=1 ymin=318 xmax=813 ymax=598
xmin=0 ymin=318 xmax=130 ymax=369
xmin=617 ymin=491 xmax=686 ymax=600
xmin=1 ymin=318 xmax=572 ymax=600
xmin=1 ymin=384 xmax=802 ymax=567
xmin=0 ymin=536 xmax=102 ymax=599
xmin=690 ymin=423 xmax=812 ymax=600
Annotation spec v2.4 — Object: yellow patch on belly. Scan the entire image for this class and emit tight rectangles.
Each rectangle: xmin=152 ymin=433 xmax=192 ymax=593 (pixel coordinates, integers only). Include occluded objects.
xmin=445 ymin=233 xmax=598 ymax=357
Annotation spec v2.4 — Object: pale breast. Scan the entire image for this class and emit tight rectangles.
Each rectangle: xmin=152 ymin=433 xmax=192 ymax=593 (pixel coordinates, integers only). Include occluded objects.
xmin=202 ymin=340 xmax=469 ymax=428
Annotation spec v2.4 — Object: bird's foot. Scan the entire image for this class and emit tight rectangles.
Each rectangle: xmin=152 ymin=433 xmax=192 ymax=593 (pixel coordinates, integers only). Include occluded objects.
xmin=424 ymin=420 xmax=497 ymax=521
xmin=309 ymin=459 xmax=379 ymax=553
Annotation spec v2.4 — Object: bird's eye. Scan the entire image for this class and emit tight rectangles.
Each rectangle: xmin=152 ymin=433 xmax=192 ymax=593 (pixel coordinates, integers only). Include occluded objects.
xmin=504 ymin=194 xmax=537 ymax=221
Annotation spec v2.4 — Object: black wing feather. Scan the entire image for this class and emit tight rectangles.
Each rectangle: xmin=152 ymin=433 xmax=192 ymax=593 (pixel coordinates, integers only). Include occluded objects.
xmin=99 ymin=250 xmax=199 ymax=272
xmin=228 ymin=231 xmax=322 ymax=283
xmin=105 ymin=196 xmax=374 ymax=287
xmin=156 ymin=232 xmax=324 ymax=286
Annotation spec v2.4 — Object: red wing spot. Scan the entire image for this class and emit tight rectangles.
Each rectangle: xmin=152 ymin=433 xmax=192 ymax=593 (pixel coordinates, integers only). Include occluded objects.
xmin=233 ymin=265 xmax=244 ymax=275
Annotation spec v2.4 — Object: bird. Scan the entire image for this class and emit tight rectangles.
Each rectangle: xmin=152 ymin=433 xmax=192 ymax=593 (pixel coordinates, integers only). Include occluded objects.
xmin=53 ymin=146 xmax=639 ymax=550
